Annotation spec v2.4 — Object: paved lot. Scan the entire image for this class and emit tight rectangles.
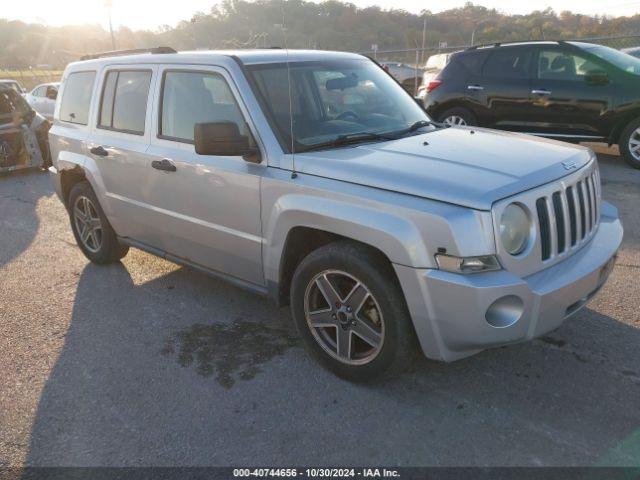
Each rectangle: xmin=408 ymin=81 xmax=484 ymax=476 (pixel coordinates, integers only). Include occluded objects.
xmin=0 ymin=148 xmax=639 ymax=467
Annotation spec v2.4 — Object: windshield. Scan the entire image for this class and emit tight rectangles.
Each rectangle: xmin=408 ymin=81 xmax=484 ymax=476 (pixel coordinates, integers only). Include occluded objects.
xmin=582 ymin=44 xmax=640 ymax=75
xmin=0 ymin=82 xmax=22 ymax=94
xmin=247 ymin=59 xmax=431 ymax=152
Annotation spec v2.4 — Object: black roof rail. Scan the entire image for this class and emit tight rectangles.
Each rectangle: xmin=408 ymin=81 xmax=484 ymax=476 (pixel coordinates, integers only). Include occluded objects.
xmin=80 ymin=46 xmax=177 ymax=61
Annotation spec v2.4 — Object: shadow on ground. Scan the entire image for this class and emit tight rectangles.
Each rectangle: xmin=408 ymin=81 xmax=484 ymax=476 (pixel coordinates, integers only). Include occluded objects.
xmin=0 ymin=170 xmax=51 ymax=269
xmin=24 ymin=255 xmax=640 ymax=466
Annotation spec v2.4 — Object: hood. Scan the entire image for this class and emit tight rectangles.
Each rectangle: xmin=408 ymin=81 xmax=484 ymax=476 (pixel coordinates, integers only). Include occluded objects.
xmin=294 ymin=127 xmax=594 ymax=210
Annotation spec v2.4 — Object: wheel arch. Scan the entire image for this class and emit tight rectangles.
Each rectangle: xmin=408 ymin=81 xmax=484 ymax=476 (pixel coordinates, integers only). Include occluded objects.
xmin=609 ymin=109 xmax=640 ymax=145
xmin=274 ymin=226 xmax=407 ymax=307
xmin=263 ymin=195 xmax=430 ymax=307
xmin=59 ymin=166 xmax=87 ymax=208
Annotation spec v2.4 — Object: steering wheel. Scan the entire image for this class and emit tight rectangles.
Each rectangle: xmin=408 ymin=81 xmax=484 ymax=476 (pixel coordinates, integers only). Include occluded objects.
xmin=336 ymin=110 xmax=359 ymax=121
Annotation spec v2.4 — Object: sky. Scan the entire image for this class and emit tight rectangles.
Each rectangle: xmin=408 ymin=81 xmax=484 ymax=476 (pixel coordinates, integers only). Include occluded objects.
xmin=4 ymin=0 xmax=640 ymax=30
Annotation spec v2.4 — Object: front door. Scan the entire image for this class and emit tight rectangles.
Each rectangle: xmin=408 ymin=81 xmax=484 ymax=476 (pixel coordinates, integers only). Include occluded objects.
xmin=527 ymin=47 xmax=613 ymax=139
xmin=143 ymin=65 xmax=264 ymax=286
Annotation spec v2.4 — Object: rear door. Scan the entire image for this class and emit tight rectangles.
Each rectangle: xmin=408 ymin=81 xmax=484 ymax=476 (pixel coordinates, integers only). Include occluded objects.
xmin=87 ymin=65 xmax=157 ymax=238
xmin=527 ymin=46 xmax=613 ymax=139
xmin=466 ymin=46 xmax=533 ymax=131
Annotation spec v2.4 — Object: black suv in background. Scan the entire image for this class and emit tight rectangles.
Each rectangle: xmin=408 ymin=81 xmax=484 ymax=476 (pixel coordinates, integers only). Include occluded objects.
xmin=423 ymin=41 xmax=640 ymax=168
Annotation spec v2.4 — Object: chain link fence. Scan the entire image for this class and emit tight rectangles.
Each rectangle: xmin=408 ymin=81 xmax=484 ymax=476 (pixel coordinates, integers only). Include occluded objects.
xmin=0 ymin=69 xmax=63 ymax=92
xmin=360 ymin=34 xmax=640 ymax=95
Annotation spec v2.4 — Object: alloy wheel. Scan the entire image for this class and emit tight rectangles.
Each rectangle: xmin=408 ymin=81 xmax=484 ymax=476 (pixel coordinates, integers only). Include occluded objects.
xmin=443 ymin=115 xmax=467 ymax=126
xmin=628 ymin=127 xmax=640 ymax=161
xmin=304 ymin=270 xmax=384 ymax=365
xmin=73 ymin=195 xmax=103 ymax=253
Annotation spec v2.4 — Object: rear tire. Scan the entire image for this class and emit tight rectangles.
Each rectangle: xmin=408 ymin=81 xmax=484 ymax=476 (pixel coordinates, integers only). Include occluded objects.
xmin=290 ymin=240 xmax=416 ymax=382
xmin=438 ymin=106 xmax=477 ymax=127
xmin=619 ymin=118 xmax=640 ymax=169
xmin=68 ymin=181 xmax=129 ymax=264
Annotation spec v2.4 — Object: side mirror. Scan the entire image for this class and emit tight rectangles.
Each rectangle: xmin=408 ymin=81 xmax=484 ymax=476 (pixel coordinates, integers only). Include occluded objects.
xmin=194 ymin=122 xmax=260 ymax=163
xmin=46 ymin=87 xmax=58 ymax=100
xmin=585 ymin=70 xmax=609 ymax=86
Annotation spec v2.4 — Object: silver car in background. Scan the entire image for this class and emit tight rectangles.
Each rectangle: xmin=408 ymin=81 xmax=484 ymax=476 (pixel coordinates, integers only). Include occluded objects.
xmin=49 ymin=48 xmax=622 ymax=381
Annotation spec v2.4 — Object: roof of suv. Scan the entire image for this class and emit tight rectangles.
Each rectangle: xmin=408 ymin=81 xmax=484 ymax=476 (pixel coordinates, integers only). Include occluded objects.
xmin=67 ymin=49 xmax=364 ymax=70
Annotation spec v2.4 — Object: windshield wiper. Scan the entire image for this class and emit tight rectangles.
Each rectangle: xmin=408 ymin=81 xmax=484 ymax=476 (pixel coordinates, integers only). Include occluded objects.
xmin=300 ymin=131 xmax=395 ymax=152
xmin=391 ymin=120 xmax=444 ymax=138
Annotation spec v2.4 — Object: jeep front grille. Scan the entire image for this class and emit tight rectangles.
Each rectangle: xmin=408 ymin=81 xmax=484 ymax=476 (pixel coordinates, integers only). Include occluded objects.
xmin=535 ymin=168 xmax=600 ymax=262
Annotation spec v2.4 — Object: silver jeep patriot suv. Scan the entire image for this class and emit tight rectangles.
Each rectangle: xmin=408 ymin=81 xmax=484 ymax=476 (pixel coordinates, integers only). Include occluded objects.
xmin=49 ymin=48 xmax=623 ymax=381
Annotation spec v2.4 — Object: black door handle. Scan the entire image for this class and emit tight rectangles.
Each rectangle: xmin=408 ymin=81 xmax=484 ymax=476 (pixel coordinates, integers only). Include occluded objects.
xmin=151 ymin=159 xmax=177 ymax=172
xmin=90 ymin=145 xmax=109 ymax=157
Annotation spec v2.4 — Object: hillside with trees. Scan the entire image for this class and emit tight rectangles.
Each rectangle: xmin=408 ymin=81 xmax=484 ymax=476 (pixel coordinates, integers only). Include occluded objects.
xmin=2 ymin=0 xmax=640 ymax=67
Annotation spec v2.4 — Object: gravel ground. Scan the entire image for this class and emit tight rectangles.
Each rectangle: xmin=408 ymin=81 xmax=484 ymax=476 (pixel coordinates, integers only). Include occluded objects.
xmin=0 ymin=149 xmax=638 ymax=467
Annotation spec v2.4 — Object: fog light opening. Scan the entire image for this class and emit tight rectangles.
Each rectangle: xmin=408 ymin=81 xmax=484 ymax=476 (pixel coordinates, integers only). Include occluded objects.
xmin=485 ymin=295 xmax=524 ymax=328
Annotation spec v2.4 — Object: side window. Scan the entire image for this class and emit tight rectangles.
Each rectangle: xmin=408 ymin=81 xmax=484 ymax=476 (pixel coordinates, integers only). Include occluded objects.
xmin=99 ymin=70 xmax=151 ymax=134
xmin=537 ymin=49 xmax=601 ymax=81
xmin=33 ymin=86 xmax=46 ymax=97
xmin=59 ymin=71 xmax=96 ymax=125
xmin=441 ymin=51 xmax=489 ymax=79
xmin=483 ymin=48 xmax=532 ymax=79
xmin=160 ymin=71 xmax=246 ymax=142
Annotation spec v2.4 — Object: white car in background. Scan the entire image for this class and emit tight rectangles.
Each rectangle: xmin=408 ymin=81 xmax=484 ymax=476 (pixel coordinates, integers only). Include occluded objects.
xmin=416 ymin=52 xmax=456 ymax=104
xmin=26 ymin=82 xmax=60 ymax=120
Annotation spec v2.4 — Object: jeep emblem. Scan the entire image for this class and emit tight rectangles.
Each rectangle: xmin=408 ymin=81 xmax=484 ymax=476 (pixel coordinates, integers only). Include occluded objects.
xmin=562 ymin=160 xmax=578 ymax=170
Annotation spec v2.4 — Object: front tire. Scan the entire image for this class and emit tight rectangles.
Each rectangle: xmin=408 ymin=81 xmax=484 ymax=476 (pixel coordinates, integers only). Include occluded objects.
xmin=619 ymin=118 xmax=640 ymax=169
xmin=290 ymin=241 xmax=416 ymax=381
xmin=68 ymin=181 xmax=129 ymax=264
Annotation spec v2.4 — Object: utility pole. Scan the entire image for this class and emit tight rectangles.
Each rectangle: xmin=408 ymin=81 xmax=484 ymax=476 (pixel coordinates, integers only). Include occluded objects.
xmin=105 ymin=0 xmax=116 ymax=50
xmin=420 ymin=15 xmax=427 ymax=65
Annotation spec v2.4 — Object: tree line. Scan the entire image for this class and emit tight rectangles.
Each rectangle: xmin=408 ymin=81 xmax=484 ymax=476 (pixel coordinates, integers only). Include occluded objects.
xmin=2 ymin=0 xmax=640 ymax=68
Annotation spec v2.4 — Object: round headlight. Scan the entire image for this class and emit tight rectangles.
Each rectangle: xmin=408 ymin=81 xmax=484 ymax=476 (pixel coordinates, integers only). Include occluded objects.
xmin=500 ymin=203 xmax=530 ymax=255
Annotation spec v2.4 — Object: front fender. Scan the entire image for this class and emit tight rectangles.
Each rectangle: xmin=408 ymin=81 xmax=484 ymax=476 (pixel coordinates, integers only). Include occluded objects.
xmin=263 ymin=193 xmax=429 ymax=286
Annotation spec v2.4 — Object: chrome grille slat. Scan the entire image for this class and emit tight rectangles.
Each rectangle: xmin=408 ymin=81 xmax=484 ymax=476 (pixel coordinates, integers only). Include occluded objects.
xmin=537 ymin=198 xmax=552 ymax=260
xmin=559 ymin=189 xmax=572 ymax=254
xmin=566 ymin=185 xmax=577 ymax=246
xmin=572 ymin=184 xmax=583 ymax=242
xmin=551 ymin=192 xmax=566 ymax=254
xmin=588 ymin=174 xmax=597 ymax=227
xmin=585 ymin=177 xmax=594 ymax=232
xmin=579 ymin=181 xmax=587 ymax=239
xmin=546 ymin=197 xmax=558 ymax=256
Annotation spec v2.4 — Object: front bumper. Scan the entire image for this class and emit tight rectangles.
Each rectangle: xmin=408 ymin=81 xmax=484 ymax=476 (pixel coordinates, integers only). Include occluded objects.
xmin=395 ymin=201 xmax=623 ymax=362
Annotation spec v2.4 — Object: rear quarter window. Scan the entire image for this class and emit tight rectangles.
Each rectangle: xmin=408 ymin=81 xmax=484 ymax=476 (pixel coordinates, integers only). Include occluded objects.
xmin=440 ymin=51 xmax=488 ymax=79
xmin=482 ymin=48 xmax=532 ymax=79
xmin=59 ymin=71 xmax=96 ymax=125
